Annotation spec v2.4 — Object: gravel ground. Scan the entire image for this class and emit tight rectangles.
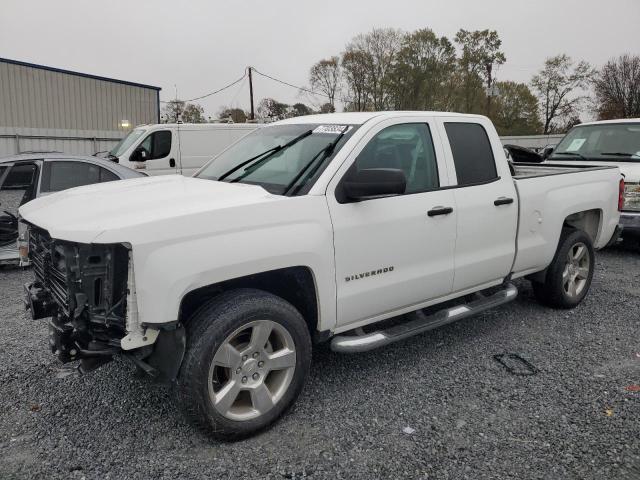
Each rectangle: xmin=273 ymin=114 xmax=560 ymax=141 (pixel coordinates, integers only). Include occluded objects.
xmin=0 ymin=245 xmax=639 ymax=480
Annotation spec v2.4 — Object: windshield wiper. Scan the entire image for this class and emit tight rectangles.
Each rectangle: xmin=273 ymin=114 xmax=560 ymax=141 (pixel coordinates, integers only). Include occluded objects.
xmin=283 ymin=126 xmax=350 ymax=196
xmin=600 ymin=152 xmax=635 ymax=157
xmin=217 ymin=129 xmax=313 ymax=182
xmin=552 ymin=152 xmax=588 ymax=161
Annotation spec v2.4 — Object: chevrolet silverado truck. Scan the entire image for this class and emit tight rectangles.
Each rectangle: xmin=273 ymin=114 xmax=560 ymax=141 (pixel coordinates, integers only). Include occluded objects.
xmin=542 ymin=118 xmax=640 ymax=242
xmin=20 ymin=112 xmax=623 ymax=439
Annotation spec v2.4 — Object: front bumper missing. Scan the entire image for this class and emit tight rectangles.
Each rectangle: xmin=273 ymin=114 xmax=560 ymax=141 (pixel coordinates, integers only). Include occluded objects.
xmin=25 ymin=280 xmax=185 ymax=380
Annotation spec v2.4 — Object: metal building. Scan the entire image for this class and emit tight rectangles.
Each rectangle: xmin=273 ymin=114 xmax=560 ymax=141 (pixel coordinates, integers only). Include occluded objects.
xmin=0 ymin=57 xmax=161 ymax=156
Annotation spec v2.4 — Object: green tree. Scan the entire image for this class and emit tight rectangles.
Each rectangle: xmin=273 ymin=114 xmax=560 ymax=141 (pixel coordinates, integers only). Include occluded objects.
xmin=490 ymin=81 xmax=542 ymax=135
xmin=218 ymin=107 xmax=248 ymax=123
xmin=454 ymin=29 xmax=506 ymax=114
xmin=257 ymin=98 xmax=289 ymax=120
xmin=531 ymin=54 xmax=594 ymax=134
xmin=290 ymin=103 xmax=313 ymax=117
xmin=162 ymin=99 xmax=185 ymax=123
xmin=388 ymin=29 xmax=457 ymax=110
xmin=319 ymin=103 xmax=335 ymax=113
xmin=181 ymin=103 xmax=206 ymax=123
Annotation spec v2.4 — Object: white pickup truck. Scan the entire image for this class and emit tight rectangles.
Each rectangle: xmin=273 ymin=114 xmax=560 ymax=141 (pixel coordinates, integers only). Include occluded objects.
xmin=20 ymin=112 xmax=622 ymax=439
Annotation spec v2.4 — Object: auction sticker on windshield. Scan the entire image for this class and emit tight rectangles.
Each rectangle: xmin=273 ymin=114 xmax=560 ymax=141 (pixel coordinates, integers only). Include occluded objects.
xmin=567 ymin=138 xmax=586 ymax=151
xmin=313 ymin=125 xmax=352 ymax=134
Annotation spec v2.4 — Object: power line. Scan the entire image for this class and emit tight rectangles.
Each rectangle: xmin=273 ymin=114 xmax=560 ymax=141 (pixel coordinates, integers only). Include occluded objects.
xmin=160 ymin=70 xmax=247 ymax=103
xmin=251 ymin=67 xmax=331 ymax=99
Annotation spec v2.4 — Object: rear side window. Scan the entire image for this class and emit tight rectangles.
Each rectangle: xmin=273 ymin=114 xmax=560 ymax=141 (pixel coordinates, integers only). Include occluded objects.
xmin=444 ymin=123 xmax=498 ymax=186
xmin=42 ymin=161 xmax=101 ymax=192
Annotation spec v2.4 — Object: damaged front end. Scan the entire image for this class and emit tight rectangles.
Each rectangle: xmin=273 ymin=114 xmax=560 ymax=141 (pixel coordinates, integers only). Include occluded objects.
xmin=24 ymin=226 xmax=184 ymax=379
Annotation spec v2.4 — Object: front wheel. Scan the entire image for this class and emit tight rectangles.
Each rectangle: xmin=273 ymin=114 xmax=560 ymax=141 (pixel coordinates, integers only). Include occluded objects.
xmin=176 ymin=289 xmax=312 ymax=440
xmin=532 ymin=228 xmax=595 ymax=309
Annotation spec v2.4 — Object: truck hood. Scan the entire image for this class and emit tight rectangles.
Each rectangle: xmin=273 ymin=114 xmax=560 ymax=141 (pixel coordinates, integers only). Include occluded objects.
xmin=19 ymin=175 xmax=279 ymax=243
xmin=545 ymin=159 xmax=640 ymax=183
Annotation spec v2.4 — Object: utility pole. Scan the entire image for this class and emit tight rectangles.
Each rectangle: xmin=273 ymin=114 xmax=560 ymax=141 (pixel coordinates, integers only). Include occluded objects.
xmin=485 ymin=63 xmax=493 ymax=118
xmin=248 ymin=67 xmax=255 ymax=121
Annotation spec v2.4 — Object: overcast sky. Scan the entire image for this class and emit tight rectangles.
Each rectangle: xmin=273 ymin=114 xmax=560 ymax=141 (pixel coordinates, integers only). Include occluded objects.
xmin=2 ymin=0 xmax=639 ymax=118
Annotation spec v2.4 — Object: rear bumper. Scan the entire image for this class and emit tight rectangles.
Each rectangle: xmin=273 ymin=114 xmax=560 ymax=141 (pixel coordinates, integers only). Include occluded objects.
xmin=621 ymin=211 xmax=640 ymax=237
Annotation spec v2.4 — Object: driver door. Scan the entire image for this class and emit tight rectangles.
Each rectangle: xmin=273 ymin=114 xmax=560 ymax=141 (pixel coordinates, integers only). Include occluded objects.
xmin=134 ymin=129 xmax=178 ymax=175
xmin=326 ymin=118 xmax=457 ymax=330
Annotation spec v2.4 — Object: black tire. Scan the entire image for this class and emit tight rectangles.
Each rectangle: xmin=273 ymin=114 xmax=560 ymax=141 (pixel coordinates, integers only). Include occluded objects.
xmin=532 ymin=228 xmax=595 ymax=309
xmin=175 ymin=288 xmax=312 ymax=440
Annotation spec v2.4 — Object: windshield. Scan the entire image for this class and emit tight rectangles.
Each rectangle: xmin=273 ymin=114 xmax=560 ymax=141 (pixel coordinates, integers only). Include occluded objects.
xmin=551 ymin=123 xmax=640 ymax=161
xmin=196 ymin=123 xmax=357 ymax=195
xmin=109 ymin=128 xmax=147 ymax=158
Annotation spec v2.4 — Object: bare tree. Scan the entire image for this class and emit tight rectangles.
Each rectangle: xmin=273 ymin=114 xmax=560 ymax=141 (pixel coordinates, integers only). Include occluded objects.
xmin=531 ymin=54 xmax=594 ymax=134
xmin=162 ymin=100 xmax=185 ymax=123
xmin=309 ymin=57 xmax=341 ymax=108
xmin=593 ymin=54 xmax=640 ymax=119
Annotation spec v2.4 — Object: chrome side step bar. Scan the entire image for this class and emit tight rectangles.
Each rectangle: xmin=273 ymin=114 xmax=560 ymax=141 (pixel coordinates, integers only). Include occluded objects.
xmin=330 ymin=283 xmax=518 ymax=354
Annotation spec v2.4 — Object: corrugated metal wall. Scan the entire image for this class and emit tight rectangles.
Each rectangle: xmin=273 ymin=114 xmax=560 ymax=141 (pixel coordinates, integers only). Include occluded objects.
xmin=0 ymin=127 xmax=121 ymax=156
xmin=0 ymin=59 xmax=159 ymax=133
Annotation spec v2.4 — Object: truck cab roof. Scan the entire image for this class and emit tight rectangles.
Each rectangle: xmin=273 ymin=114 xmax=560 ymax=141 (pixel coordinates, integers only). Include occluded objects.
xmin=275 ymin=111 xmax=487 ymax=126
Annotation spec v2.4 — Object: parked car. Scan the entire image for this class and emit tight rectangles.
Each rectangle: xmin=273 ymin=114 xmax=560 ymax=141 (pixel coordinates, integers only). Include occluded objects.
xmin=104 ymin=123 xmax=260 ymax=176
xmin=20 ymin=112 xmax=622 ymax=439
xmin=543 ymin=119 xmax=640 ymax=242
xmin=0 ymin=152 xmax=144 ymax=265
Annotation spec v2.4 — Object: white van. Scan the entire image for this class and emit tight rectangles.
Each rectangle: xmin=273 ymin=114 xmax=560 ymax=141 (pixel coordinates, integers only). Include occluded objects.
xmin=107 ymin=123 xmax=260 ymax=176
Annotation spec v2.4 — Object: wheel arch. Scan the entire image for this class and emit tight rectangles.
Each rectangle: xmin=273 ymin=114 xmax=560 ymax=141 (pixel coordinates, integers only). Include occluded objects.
xmin=563 ymin=208 xmax=602 ymax=245
xmin=177 ymin=266 xmax=321 ymax=340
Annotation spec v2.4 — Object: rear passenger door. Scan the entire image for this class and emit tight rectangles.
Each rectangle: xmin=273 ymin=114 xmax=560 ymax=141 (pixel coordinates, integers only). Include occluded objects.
xmin=438 ymin=120 xmax=518 ymax=292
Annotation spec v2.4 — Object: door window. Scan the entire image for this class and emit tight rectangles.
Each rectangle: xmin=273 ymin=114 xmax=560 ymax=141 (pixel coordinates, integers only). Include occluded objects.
xmin=351 ymin=123 xmax=439 ymax=194
xmin=444 ymin=123 xmax=498 ymax=186
xmin=139 ymin=131 xmax=172 ymax=160
xmin=42 ymin=161 xmax=102 ymax=192
xmin=0 ymin=163 xmax=38 ymax=214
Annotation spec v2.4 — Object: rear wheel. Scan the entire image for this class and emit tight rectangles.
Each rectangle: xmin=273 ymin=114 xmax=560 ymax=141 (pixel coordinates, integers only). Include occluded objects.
xmin=176 ymin=289 xmax=311 ymax=440
xmin=532 ymin=229 xmax=594 ymax=309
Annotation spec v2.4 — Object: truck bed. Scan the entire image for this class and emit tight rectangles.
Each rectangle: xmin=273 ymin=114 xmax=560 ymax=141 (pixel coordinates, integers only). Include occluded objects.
xmin=512 ymin=162 xmax=617 ymax=179
xmin=510 ymin=161 xmax=621 ymax=279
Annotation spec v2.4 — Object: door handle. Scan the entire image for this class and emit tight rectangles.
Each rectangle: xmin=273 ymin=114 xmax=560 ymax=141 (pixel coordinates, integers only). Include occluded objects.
xmin=427 ymin=206 xmax=453 ymax=217
xmin=494 ymin=197 xmax=514 ymax=206
xmin=169 ymin=158 xmax=176 ymax=168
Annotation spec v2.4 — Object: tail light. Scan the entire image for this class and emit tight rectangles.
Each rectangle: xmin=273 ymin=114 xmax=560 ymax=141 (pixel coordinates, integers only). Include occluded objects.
xmin=619 ymin=178 xmax=625 ymax=212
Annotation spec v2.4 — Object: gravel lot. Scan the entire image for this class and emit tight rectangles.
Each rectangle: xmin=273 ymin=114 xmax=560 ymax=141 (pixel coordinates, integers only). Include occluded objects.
xmin=1 ymin=245 xmax=639 ymax=480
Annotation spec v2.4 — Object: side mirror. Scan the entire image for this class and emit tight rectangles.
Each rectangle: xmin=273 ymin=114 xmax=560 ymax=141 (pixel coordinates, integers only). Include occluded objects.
xmin=343 ymin=168 xmax=406 ymax=201
xmin=542 ymin=146 xmax=554 ymax=160
xmin=131 ymin=147 xmax=148 ymax=162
